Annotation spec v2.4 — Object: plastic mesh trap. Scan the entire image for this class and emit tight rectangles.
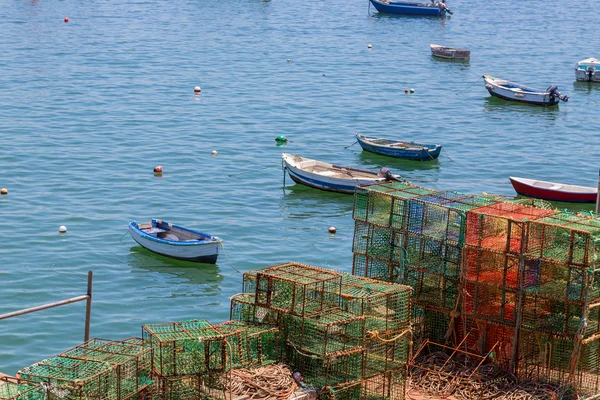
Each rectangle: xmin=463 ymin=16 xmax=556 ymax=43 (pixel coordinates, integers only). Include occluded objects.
xmin=142 ymin=319 xmax=246 ymax=377
xmin=353 ymin=184 xmax=434 ymax=230
xmin=284 ymin=309 xmax=365 ymax=357
xmin=0 ymin=377 xmax=46 ymax=400
xmin=465 ymin=202 xmax=556 ymax=253
xmin=59 ymin=338 xmax=152 ymax=399
xmin=230 ymin=293 xmax=283 ymax=327
xmin=352 ymin=253 xmax=397 ymax=283
xmin=339 ymin=273 xmax=412 ymax=332
xmin=253 ymin=262 xmax=342 ymax=316
xmin=19 ymin=357 xmax=116 ymax=400
xmin=211 ymin=320 xmax=280 ymax=367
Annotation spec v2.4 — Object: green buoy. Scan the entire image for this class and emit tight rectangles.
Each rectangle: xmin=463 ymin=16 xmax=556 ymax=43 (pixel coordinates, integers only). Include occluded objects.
xmin=275 ymin=135 xmax=287 ymax=142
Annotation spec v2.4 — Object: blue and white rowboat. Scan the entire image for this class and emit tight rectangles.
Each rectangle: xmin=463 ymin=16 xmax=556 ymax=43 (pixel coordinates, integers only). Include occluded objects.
xmin=282 ymin=153 xmax=401 ymax=194
xmin=369 ymin=0 xmax=449 ymax=16
xmin=356 ymin=134 xmax=441 ymax=161
xmin=483 ymin=74 xmax=568 ymax=106
xmin=129 ymin=219 xmax=222 ymax=264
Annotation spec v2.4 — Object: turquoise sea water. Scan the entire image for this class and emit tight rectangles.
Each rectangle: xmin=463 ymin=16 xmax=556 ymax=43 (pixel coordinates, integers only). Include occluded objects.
xmin=1 ymin=0 xmax=599 ymax=373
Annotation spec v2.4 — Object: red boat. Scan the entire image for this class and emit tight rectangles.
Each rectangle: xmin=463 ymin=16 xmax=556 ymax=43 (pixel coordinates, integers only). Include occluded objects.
xmin=509 ymin=176 xmax=598 ymax=203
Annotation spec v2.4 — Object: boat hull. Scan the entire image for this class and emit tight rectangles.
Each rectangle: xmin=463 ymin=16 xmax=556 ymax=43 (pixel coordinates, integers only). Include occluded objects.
xmin=509 ymin=177 xmax=597 ymax=203
xmin=483 ymin=75 xmax=561 ymax=106
xmin=356 ymin=135 xmax=441 ymax=160
xmin=369 ymin=0 xmax=444 ymax=16
xmin=430 ymin=45 xmax=470 ymax=60
xmin=129 ymin=222 xmax=220 ymax=263
xmin=575 ymin=58 xmax=600 ymax=82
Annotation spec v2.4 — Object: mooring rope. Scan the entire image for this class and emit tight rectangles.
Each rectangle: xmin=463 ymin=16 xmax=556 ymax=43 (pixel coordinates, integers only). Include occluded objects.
xmin=219 ymin=242 xmax=241 ymax=273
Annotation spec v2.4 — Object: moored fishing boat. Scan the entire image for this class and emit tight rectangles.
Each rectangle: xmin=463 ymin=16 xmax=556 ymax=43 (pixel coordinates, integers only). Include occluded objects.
xmin=509 ymin=176 xmax=597 ymax=203
xmin=356 ymin=134 xmax=441 ymax=161
xmin=483 ymin=74 xmax=568 ymax=106
xmin=430 ymin=44 xmax=470 ymax=60
xmin=129 ymin=219 xmax=222 ymax=263
xmin=282 ymin=153 xmax=401 ymax=194
xmin=574 ymin=58 xmax=600 ymax=82
xmin=369 ymin=0 xmax=451 ymax=16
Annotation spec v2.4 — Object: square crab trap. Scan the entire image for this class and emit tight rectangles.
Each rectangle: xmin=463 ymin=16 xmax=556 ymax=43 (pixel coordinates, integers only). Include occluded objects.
xmin=353 ymin=183 xmax=435 ymax=230
xmin=142 ymin=319 xmax=246 ymax=377
xmin=284 ymin=309 xmax=366 ymax=357
xmin=252 ymin=262 xmax=343 ymax=316
xmin=211 ymin=320 xmax=280 ymax=368
xmin=0 ymin=376 xmax=46 ymax=400
xmin=339 ymin=273 xmax=412 ymax=332
xmin=465 ymin=202 xmax=556 ymax=253
xmin=19 ymin=356 xmax=116 ymax=400
xmin=59 ymin=338 xmax=152 ymax=399
xmin=229 ymin=293 xmax=283 ymax=327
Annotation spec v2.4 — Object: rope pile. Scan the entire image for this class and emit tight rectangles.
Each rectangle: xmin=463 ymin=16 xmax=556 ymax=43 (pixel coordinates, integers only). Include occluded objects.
xmin=408 ymin=352 xmax=571 ymax=400
xmin=225 ymin=363 xmax=297 ymax=400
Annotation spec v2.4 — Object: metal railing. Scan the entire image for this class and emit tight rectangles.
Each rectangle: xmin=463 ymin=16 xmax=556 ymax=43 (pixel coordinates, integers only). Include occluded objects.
xmin=0 ymin=271 xmax=93 ymax=341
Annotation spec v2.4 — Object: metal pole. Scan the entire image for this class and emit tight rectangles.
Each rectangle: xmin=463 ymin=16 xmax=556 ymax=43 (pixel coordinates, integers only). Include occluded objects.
xmin=84 ymin=271 xmax=93 ymax=342
xmin=596 ymin=169 xmax=600 ymax=214
xmin=0 ymin=295 xmax=89 ymax=321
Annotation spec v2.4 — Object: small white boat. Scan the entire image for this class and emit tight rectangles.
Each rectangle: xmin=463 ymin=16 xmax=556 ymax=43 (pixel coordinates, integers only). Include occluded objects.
xmin=482 ymin=74 xmax=568 ymax=106
xmin=129 ymin=220 xmax=222 ymax=263
xmin=430 ymin=44 xmax=470 ymax=60
xmin=282 ymin=153 xmax=401 ymax=194
xmin=575 ymin=58 xmax=600 ymax=82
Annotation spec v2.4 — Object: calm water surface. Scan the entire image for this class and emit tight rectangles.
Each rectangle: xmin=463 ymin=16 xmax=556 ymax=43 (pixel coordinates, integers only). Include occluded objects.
xmin=0 ymin=0 xmax=599 ymax=373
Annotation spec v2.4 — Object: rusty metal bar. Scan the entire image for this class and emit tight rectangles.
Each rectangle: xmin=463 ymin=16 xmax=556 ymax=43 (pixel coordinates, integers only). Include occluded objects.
xmin=0 ymin=271 xmax=93 ymax=340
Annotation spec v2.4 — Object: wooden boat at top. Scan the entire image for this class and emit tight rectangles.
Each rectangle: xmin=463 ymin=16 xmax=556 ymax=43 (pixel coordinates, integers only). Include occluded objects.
xmin=483 ymin=74 xmax=568 ymax=106
xmin=509 ymin=176 xmax=597 ymax=203
xmin=430 ymin=44 xmax=470 ymax=60
xmin=356 ymin=134 xmax=441 ymax=161
xmin=129 ymin=219 xmax=222 ymax=263
xmin=575 ymin=58 xmax=600 ymax=82
xmin=282 ymin=153 xmax=401 ymax=194
xmin=369 ymin=0 xmax=451 ymax=16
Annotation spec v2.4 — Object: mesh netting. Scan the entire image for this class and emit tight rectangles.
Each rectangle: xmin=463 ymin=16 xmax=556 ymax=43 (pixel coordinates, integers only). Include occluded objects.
xmin=0 ymin=377 xmax=45 ymax=400
xmin=284 ymin=310 xmax=365 ymax=356
xmin=352 ymin=253 xmax=396 ymax=283
xmin=283 ymin=345 xmax=364 ymax=388
xmin=19 ymin=357 xmax=115 ymax=400
xmin=411 ymin=306 xmax=453 ymax=349
xmin=353 ymin=221 xmax=397 ymax=260
xmin=253 ymin=262 xmax=342 ymax=316
xmin=59 ymin=338 xmax=152 ymax=399
xmin=402 ymin=266 xmax=459 ymax=312
xmin=364 ymin=330 xmax=410 ymax=379
xmin=463 ymin=281 xmax=517 ymax=325
xmin=403 ymin=233 xmax=461 ymax=278
xmin=142 ymin=319 xmax=245 ymax=377
xmin=212 ymin=320 xmax=280 ymax=367
xmin=361 ymin=368 xmax=406 ymax=400
xmin=150 ymin=375 xmax=207 ymax=400
xmin=465 ymin=203 xmax=556 ymax=253
xmin=526 ymin=211 xmax=600 ymax=266
xmin=464 ymin=246 xmax=519 ymax=290
xmin=339 ymin=273 xmax=412 ymax=332
xmin=230 ymin=293 xmax=282 ymax=327
xmin=353 ymin=183 xmax=434 ymax=230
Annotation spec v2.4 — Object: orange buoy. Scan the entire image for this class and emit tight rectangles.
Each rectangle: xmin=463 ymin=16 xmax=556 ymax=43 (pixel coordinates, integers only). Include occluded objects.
xmin=0 ymin=188 xmax=7 ymax=195
xmin=64 ymin=17 xmax=69 ymax=22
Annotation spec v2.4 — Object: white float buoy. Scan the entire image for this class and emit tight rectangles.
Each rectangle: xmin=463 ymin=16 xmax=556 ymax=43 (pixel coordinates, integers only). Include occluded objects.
xmin=367 ymin=44 xmax=372 ymax=49
xmin=287 ymin=59 xmax=291 ymax=62
xmin=194 ymin=86 xmax=201 ymax=93
xmin=59 ymin=225 xmax=67 ymax=233
xmin=328 ymin=226 xmax=336 ymax=234
xmin=410 ymin=88 xmax=415 ymax=93
xmin=212 ymin=150 xmax=217 ymax=155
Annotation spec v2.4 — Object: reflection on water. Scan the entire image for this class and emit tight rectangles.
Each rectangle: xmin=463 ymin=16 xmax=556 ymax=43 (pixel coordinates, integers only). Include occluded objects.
xmin=281 ymin=184 xmax=354 ymax=219
xmin=430 ymin=55 xmax=470 ymax=66
xmin=128 ymin=246 xmax=224 ymax=289
xmin=483 ymin=96 xmax=560 ymax=120
xmin=356 ymin=151 xmax=442 ymax=174
xmin=572 ymin=81 xmax=600 ymax=95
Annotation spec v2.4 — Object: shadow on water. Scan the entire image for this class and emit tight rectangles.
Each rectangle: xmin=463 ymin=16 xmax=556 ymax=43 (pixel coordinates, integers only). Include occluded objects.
xmin=572 ymin=81 xmax=600 ymax=94
xmin=430 ymin=55 xmax=470 ymax=66
xmin=127 ymin=246 xmax=223 ymax=286
xmin=356 ymin=151 xmax=442 ymax=175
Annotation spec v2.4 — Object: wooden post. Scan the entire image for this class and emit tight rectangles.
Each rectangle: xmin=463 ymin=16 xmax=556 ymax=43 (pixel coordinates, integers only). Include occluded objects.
xmin=596 ymin=169 xmax=600 ymax=214
xmin=84 ymin=271 xmax=93 ymax=342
